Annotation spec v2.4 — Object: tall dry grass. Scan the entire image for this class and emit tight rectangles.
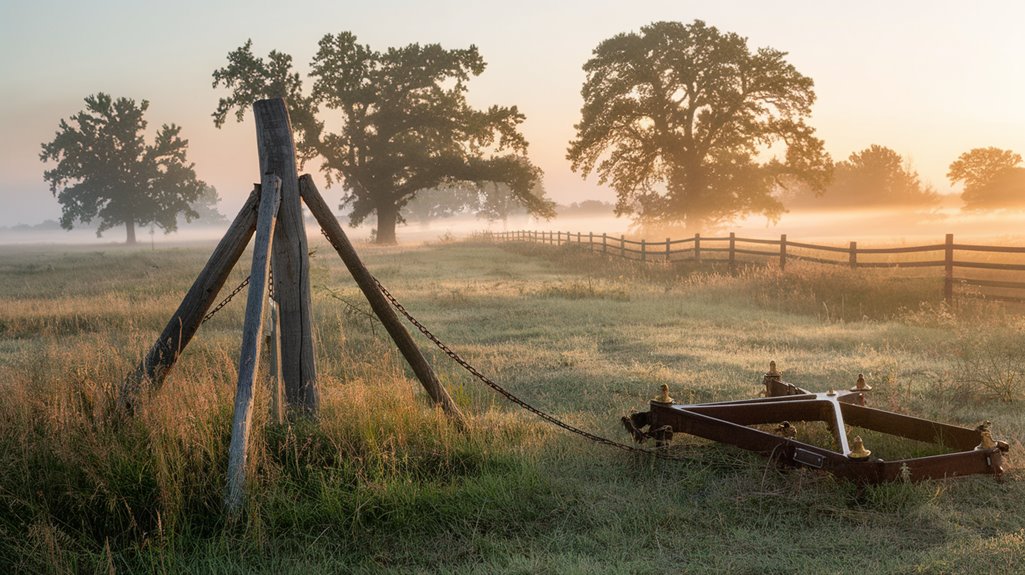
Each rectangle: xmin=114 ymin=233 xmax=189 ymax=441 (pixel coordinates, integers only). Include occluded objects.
xmin=2 ymin=240 xmax=1025 ymax=573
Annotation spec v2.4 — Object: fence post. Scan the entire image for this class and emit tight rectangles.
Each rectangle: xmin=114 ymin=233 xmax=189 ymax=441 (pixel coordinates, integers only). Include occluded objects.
xmin=225 ymin=173 xmax=281 ymax=514
xmin=620 ymin=235 xmax=625 ymax=259
xmin=945 ymin=233 xmax=954 ymax=305
xmin=849 ymin=241 xmax=857 ymax=269
xmin=665 ymin=237 xmax=671 ymax=262
xmin=695 ymin=233 xmax=701 ymax=264
xmin=577 ymin=232 xmax=581 ymax=244
xmin=602 ymin=233 xmax=607 ymax=255
xmin=641 ymin=239 xmax=647 ymax=262
xmin=255 ymin=99 xmax=318 ymax=416
xmin=729 ymin=232 xmax=736 ymax=275
xmin=589 ymin=232 xmax=594 ymax=253
xmin=780 ymin=234 xmax=787 ymax=271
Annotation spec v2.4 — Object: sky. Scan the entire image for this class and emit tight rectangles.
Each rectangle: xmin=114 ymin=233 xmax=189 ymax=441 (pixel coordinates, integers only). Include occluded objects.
xmin=1 ymin=0 xmax=1024 ymax=228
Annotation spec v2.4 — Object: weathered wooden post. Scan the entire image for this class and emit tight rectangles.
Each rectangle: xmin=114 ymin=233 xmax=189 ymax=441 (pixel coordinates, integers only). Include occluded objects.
xmin=780 ymin=234 xmax=788 ymax=271
xmin=665 ymin=237 xmax=670 ymax=262
xmin=300 ymin=176 xmax=466 ymax=425
xmin=589 ymin=232 xmax=594 ymax=253
xmin=602 ymin=233 xmax=607 ymax=255
xmin=225 ymin=174 xmax=281 ymax=515
xmin=729 ymin=232 xmax=736 ymax=274
xmin=849 ymin=241 xmax=858 ymax=270
xmin=945 ymin=233 xmax=954 ymax=305
xmin=254 ymin=98 xmax=318 ymax=416
xmin=694 ymin=233 xmax=701 ymax=264
xmin=641 ymin=239 xmax=647 ymax=262
xmin=620 ymin=235 xmax=625 ymax=258
xmin=120 ymin=187 xmax=260 ymax=410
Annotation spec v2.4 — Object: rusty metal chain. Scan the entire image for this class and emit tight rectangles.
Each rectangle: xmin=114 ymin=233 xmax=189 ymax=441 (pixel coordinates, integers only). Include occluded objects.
xmin=371 ymin=275 xmax=691 ymax=462
xmin=201 ymin=265 xmax=277 ymax=325
xmin=202 ymin=276 xmax=251 ymax=324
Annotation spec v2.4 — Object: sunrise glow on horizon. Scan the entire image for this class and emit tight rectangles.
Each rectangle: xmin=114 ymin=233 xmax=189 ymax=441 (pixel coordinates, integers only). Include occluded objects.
xmin=2 ymin=0 xmax=1024 ymax=232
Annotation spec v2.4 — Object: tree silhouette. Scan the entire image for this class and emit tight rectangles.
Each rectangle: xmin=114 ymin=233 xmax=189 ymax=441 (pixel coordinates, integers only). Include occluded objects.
xmin=948 ymin=147 xmax=1025 ymax=210
xmin=212 ymin=34 xmax=554 ymax=243
xmin=567 ymin=20 xmax=831 ymax=231
xmin=40 ymin=94 xmax=205 ymax=244
xmin=784 ymin=145 xmax=937 ymax=210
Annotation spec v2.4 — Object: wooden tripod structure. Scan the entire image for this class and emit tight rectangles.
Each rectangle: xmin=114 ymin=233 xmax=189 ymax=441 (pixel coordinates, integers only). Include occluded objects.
xmin=119 ymin=98 xmax=464 ymax=513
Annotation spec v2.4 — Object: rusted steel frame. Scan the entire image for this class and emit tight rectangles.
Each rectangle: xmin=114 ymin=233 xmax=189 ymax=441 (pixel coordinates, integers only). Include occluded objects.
xmin=694 ymin=393 xmax=818 ymax=406
xmin=648 ymin=402 xmax=1004 ymax=481
xmin=646 ymin=395 xmax=1004 ymax=481
xmin=682 ymin=396 xmax=851 ymax=453
xmin=764 ymin=377 xmax=811 ymax=397
xmin=840 ymin=403 xmax=980 ymax=451
xmin=681 ymin=400 xmax=832 ymax=426
xmin=833 ymin=449 xmax=1004 ymax=482
xmin=649 ymin=404 xmax=846 ymax=466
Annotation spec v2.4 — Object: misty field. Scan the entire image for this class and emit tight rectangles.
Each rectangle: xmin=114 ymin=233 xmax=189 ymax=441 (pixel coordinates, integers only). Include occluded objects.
xmin=2 ymin=238 xmax=1025 ymax=574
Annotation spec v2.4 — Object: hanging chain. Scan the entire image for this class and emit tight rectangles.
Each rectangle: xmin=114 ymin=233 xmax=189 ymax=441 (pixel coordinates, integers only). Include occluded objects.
xmin=201 ymin=276 xmax=251 ymax=324
xmin=200 ymin=263 xmax=275 ymax=325
xmin=371 ymin=276 xmax=691 ymax=462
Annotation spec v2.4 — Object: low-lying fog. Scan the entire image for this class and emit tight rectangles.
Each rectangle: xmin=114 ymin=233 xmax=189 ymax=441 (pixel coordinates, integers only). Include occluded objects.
xmin=4 ymin=207 xmax=1025 ymax=247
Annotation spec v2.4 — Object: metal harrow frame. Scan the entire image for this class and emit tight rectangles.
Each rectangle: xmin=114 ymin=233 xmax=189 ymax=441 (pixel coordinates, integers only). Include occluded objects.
xmin=623 ymin=363 xmax=1009 ymax=482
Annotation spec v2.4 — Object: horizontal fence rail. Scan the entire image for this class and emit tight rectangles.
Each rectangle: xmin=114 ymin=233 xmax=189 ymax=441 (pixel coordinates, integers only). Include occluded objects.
xmin=490 ymin=230 xmax=1025 ymax=305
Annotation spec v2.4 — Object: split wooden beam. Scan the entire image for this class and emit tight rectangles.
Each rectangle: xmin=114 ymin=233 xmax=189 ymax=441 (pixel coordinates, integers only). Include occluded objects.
xmin=120 ymin=186 xmax=260 ymax=411
xmin=225 ymin=174 xmax=281 ymax=514
xmin=299 ymin=175 xmax=466 ymax=426
xmin=254 ymin=98 xmax=318 ymax=415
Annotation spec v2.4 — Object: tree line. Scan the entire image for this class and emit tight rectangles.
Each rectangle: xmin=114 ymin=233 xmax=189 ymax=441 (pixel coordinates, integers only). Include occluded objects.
xmin=40 ymin=20 xmax=1025 ymax=244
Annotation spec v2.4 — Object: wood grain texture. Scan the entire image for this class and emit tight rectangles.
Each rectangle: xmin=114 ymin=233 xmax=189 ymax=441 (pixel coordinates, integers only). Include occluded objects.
xmin=120 ymin=187 xmax=259 ymax=411
xmin=300 ymin=175 xmax=466 ymax=426
xmin=254 ymin=98 xmax=318 ymax=415
xmin=225 ymin=175 xmax=281 ymax=514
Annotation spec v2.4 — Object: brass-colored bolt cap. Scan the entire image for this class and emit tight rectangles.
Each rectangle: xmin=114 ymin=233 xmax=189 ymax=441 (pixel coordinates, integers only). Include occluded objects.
xmin=976 ymin=430 xmax=997 ymax=451
xmin=826 ymin=387 xmax=837 ymax=397
xmin=653 ymin=383 xmax=674 ymax=404
xmin=848 ymin=436 xmax=872 ymax=460
xmin=850 ymin=373 xmax=872 ymax=392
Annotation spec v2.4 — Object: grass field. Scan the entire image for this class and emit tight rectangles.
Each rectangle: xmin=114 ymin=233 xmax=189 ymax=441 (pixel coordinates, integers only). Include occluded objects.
xmin=2 ymin=238 xmax=1025 ymax=574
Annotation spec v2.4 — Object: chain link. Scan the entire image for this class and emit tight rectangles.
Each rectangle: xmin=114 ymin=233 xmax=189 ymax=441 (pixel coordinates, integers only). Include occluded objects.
xmin=200 ymin=236 xmax=685 ymax=460
xmin=372 ymin=276 xmax=691 ymax=461
xmin=202 ymin=276 xmax=251 ymax=324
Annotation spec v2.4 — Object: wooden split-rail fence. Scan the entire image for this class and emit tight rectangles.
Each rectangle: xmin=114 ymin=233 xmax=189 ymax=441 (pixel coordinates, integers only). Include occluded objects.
xmin=492 ymin=230 xmax=1025 ymax=305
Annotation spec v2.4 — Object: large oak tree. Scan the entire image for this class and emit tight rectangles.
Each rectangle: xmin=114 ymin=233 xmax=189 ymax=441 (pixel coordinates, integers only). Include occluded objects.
xmin=40 ymin=94 xmax=206 ymax=244
xmin=212 ymin=34 xmax=554 ymax=243
xmin=948 ymin=147 xmax=1025 ymax=210
xmin=567 ymin=20 xmax=831 ymax=231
